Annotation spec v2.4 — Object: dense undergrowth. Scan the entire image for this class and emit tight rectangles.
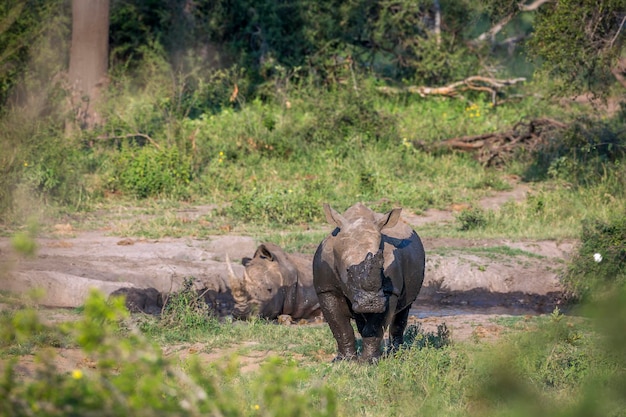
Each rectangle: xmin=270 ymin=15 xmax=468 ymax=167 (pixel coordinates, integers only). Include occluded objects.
xmin=1 ymin=281 xmax=625 ymax=416
xmin=1 ymin=73 xmax=624 ymax=240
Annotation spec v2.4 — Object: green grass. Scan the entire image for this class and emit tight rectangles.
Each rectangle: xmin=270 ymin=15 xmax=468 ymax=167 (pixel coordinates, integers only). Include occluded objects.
xmin=2 ymin=291 xmax=625 ymax=417
xmin=2 ymin=78 xmax=624 ymax=243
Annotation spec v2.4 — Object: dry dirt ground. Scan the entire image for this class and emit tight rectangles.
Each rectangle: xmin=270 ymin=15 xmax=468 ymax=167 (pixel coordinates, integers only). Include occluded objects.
xmin=0 ymin=181 xmax=575 ymax=374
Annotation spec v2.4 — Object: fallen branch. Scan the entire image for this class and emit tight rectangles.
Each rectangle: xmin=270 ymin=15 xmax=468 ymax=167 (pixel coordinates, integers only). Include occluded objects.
xmin=415 ymin=118 xmax=567 ymax=167
xmin=377 ymin=76 xmax=526 ymax=105
xmin=95 ymin=133 xmax=161 ymax=150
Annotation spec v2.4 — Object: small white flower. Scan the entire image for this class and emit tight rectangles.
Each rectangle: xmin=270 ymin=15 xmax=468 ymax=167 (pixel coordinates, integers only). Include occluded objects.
xmin=593 ymin=253 xmax=603 ymax=263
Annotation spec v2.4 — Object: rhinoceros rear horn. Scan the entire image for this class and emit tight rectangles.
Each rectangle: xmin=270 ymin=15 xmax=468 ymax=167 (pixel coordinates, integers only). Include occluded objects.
xmin=377 ymin=208 xmax=402 ymax=231
xmin=323 ymin=203 xmax=348 ymax=228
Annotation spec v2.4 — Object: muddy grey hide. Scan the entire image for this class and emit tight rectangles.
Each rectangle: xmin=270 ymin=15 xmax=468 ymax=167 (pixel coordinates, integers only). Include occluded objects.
xmin=228 ymin=242 xmax=321 ymax=320
xmin=313 ymin=202 xmax=425 ymax=362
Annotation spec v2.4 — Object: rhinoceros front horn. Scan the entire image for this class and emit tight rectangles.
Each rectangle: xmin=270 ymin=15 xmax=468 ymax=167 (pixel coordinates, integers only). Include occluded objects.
xmin=226 ymin=254 xmax=251 ymax=318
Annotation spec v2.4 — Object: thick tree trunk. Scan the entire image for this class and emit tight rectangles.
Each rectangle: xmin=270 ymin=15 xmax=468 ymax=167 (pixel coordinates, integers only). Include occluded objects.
xmin=68 ymin=0 xmax=109 ymax=129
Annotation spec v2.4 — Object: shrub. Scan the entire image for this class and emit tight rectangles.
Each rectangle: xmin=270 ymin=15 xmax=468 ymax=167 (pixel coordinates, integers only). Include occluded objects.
xmin=224 ymin=187 xmax=322 ymax=225
xmin=562 ymin=216 xmax=626 ymax=303
xmin=526 ymin=116 xmax=626 ymax=186
xmin=159 ymin=277 xmax=219 ymax=334
xmin=456 ymin=207 xmax=491 ymax=231
xmin=108 ymin=142 xmax=192 ymax=199
xmin=0 ymin=291 xmax=338 ymax=417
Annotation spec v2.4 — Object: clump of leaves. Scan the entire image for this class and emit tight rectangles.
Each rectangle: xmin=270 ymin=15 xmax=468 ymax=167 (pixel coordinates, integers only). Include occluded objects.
xmin=159 ymin=277 xmax=218 ymax=333
xmin=456 ymin=207 xmax=490 ymax=231
xmin=223 ymin=187 xmax=322 ymax=225
xmin=562 ymin=216 xmax=626 ymax=303
xmin=527 ymin=116 xmax=626 ymax=186
xmin=108 ymin=143 xmax=192 ymax=199
xmin=1 ymin=290 xmax=338 ymax=417
xmin=403 ymin=323 xmax=451 ymax=350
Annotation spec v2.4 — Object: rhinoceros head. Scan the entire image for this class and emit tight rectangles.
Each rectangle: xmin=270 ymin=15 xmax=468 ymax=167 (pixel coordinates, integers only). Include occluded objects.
xmin=323 ymin=203 xmax=402 ymax=314
xmin=227 ymin=243 xmax=297 ymax=319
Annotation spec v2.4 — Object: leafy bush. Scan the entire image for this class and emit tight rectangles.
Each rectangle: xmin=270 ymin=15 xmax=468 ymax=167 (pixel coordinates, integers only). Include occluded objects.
xmin=527 ymin=116 xmax=626 ymax=186
xmin=0 ymin=291 xmax=338 ymax=417
xmin=403 ymin=323 xmax=451 ymax=350
xmin=224 ymin=187 xmax=322 ymax=225
xmin=0 ymin=109 xmax=87 ymax=223
xmin=158 ymin=277 xmax=219 ymax=335
xmin=456 ymin=207 xmax=491 ymax=231
xmin=562 ymin=216 xmax=626 ymax=303
xmin=108 ymin=143 xmax=192 ymax=198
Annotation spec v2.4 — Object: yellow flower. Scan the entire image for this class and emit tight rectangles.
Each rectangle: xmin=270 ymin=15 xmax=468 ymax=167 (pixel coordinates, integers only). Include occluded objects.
xmin=23 ymin=162 xmax=28 ymax=167
xmin=71 ymin=369 xmax=83 ymax=380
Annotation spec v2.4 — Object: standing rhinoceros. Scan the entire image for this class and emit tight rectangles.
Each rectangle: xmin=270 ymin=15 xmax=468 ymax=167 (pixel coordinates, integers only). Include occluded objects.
xmin=228 ymin=243 xmax=321 ymax=321
xmin=313 ymin=202 xmax=425 ymax=362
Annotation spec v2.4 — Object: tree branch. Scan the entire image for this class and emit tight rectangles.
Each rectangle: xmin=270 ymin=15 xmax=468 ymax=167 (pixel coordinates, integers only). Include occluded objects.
xmin=96 ymin=133 xmax=161 ymax=150
xmin=518 ymin=0 xmax=553 ymax=12
xmin=376 ymin=76 xmax=526 ymax=104
xmin=472 ymin=0 xmax=554 ymax=44
xmin=610 ymin=15 xmax=626 ymax=48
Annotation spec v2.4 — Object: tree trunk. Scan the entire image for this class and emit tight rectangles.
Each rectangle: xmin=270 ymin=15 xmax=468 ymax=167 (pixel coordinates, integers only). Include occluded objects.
xmin=68 ymin=0 xmax=109 ymax=129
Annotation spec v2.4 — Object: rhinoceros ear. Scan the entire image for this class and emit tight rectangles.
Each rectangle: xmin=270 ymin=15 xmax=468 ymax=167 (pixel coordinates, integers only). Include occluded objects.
xmin=377 ymin=208 xmax=402 ymax=231
xmin=255 ymin=244 xmax=276 ymax=262
xmin=323 ymin=203 xmax=347 ymax=228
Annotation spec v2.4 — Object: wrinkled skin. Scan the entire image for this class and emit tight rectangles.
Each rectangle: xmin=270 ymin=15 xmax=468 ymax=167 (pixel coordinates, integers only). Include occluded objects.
xmin=313 ymin=203 xmax=425 ymax=362
xmin=228 ymin=243 xmax=321 ymax=320
xmin=109 ymin=287 xmax=163 ymax=315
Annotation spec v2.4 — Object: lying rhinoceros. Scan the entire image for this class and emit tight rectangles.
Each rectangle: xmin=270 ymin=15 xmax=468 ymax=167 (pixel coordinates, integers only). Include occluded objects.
xmin=109 ymin=287 xmax=163 ymax=315
xmin=228 ymin=243 xmax=321 ymax=321
xmin=313 ymin=202 xmax=425 ymax=362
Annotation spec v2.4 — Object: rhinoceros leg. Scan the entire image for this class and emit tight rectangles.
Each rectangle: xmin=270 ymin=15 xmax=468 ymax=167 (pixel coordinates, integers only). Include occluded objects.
xmin=355 ymin=313 xmax=385 ymax=362
xmin=389 ymin=306 xmax=411 ymax=351
xmin=317 ymin=292 xmax=358 ymax=360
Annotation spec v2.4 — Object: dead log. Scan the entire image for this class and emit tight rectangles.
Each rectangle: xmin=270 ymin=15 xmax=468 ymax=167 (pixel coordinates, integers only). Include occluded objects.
xmin=377 ymin=76 xmax=526 ymax=105
xmin=416 ymin=118 xmax=567 ymax=167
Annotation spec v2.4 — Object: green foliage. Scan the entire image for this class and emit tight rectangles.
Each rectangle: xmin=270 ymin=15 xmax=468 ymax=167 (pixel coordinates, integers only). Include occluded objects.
xmin=527 ymin=116 xmax=626 ymax=186
xmin=224 ymin=187 xmax=323 ymax=225
xmin=2 ymin=287 xmax=626 ymax=417
xmin=529 ymin=0 xmax=626 ymax=95
xmin=0 ymin=0 xmax=67 ymax=109
xmin=9 ymin=221 xmax=38 ymax=257
xmin=0 ymin=291 xmax=338 ymax=417
xmin=158 ymin=277 xmax=220 ymax=337
xmin=456 ymin=207 xmax=491 ymax=231
xmin=562 ymin=216 xmax=626 ymax=302
xmin=254 ymin=357 xmax=337 ymax=417
xmin=0 ymin=109 xmax=87 ymax=223
xmin=108 ymin=142 xmax=192 ymax=199
xmin=469 ymin=304 xmax=626 ymax=417
xmin=403 ymin=323 xmax=451 ymax=350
